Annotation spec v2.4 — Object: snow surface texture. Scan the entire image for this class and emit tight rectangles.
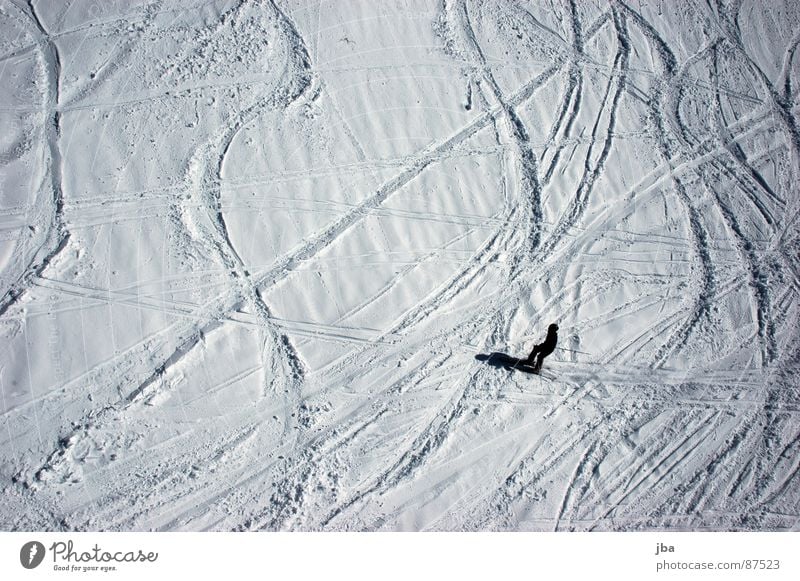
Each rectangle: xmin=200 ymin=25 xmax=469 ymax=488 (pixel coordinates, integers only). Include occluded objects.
xmin=1 ymin=0 xmax=799 ymax=532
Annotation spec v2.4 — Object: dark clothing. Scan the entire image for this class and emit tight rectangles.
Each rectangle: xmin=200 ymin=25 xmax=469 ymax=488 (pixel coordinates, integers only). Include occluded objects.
xmin=524 ymin=326 xmax=558 ymax=371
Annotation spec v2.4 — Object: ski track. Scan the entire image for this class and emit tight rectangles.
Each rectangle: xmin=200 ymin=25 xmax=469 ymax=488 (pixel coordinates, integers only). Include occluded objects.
xmin=0 ymin=0 xmax=798 ymax=532
xmin=0 ymin=1 xmax=70 ymax=319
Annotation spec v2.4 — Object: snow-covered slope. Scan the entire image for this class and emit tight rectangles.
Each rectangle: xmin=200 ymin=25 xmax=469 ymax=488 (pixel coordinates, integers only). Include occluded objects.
xmin=1 ymin=0 xmax=799 ymax=531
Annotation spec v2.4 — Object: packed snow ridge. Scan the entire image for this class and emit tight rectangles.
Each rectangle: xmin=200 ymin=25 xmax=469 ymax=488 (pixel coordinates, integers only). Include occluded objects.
xmin=1 ymin=0 xmax=799 ymax=531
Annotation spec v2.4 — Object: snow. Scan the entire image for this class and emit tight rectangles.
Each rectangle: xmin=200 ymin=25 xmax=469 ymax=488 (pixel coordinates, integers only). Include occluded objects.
xmin=0 ymin=0 xmax=799 ymax=531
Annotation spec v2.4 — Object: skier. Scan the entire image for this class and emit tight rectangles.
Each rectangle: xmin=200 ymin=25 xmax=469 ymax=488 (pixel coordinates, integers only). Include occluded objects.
xmin=523 ymin=323 xmax=558 ymax=371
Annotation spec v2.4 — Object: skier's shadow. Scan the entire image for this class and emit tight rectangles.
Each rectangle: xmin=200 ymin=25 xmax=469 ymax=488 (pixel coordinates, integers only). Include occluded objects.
xmin=475 ymin=352 xmax=539 ymax=374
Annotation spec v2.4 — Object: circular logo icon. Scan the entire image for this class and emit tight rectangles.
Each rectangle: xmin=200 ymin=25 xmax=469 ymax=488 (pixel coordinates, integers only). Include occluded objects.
xmin=20 ymin=541 xmax=46 ymax=569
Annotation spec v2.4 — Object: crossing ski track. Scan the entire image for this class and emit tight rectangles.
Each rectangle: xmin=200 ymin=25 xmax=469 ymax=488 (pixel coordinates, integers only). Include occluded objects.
xmin=0 ymin=0 xmax=798 ymax=532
